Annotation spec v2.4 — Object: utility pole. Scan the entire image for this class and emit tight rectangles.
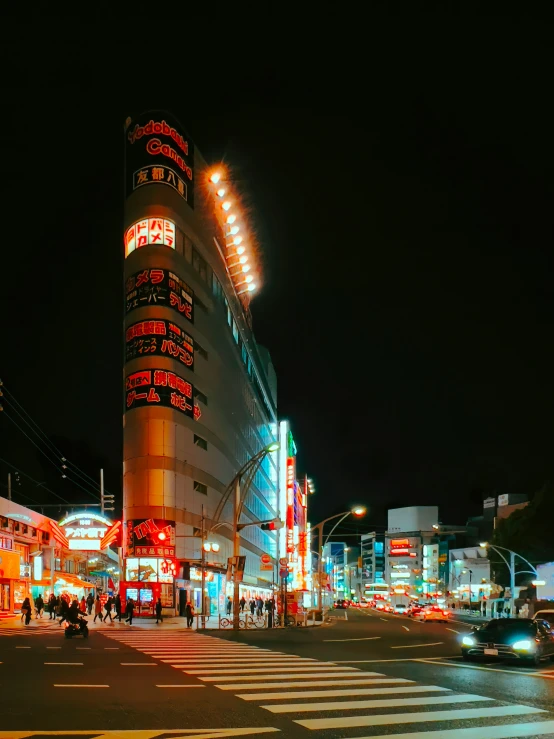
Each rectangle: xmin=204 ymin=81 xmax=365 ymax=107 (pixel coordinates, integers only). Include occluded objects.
xmin=233 ymin=477 xmax=241 ymax=630
xmin=7 ymin=472 xmax=11 ymax=502
xmin=201 ymin=505 xmax=206 ymax=626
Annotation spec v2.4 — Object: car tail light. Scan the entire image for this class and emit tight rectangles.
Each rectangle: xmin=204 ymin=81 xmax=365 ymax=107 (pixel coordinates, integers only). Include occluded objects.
xmin=443 ymin=611 xmax=450 ymax=616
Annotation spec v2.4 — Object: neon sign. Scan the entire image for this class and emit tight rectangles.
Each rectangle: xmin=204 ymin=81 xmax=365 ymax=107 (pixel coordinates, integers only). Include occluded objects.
xmin=125 ymin=368 xmax=194 ymax=419
xmin=125 ymin=217 xmax=175 ymax=257
xmin=126 ymin=319 xmax=194 ymax=369
xmin=126 ymin=267 xmax=194 ymax=323
xmin=58 ymin=512 xmax=113 ymax=551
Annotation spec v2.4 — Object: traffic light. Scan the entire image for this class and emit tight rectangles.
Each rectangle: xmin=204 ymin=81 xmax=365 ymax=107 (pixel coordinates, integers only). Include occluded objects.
xmin=260 ymin=519 xmax=283 ymax=531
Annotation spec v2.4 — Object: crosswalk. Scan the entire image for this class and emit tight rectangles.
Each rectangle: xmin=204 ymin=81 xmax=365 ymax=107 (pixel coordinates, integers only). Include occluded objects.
xmin=104 ymin=631 xmax=554 ymax=737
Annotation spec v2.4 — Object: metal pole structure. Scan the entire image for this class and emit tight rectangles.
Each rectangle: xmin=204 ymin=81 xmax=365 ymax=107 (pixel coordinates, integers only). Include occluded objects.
xmin=510 ymin=550 xmax=516 ymax=617
xmin=7 ymin=473 xmax=11 ymax=501
xmin=200 ymin=504 xmax=205 ymax=628
xmin=318 ymin=524 xmax=324 ymax=612
xmin=100 ymin=468 xmax=104 ymax=514
xmin=233 ymin=476 xmax=241 ymax=630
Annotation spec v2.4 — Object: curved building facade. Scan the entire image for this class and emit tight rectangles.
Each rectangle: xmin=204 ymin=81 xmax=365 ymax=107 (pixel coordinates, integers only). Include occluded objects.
xmin=122 ymin=111 xmax=279 ymax=616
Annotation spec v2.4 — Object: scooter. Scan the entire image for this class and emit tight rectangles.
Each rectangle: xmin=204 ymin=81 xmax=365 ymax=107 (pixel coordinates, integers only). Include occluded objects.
xmin=64 ymin=616 xmax=89 ymax=639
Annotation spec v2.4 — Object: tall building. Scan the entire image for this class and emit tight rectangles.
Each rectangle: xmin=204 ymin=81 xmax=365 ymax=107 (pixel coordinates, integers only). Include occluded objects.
xmin=122 ymin=111 xmax=280 ymax=616
xmin=361 ymin=532 xmax=386 ymax=594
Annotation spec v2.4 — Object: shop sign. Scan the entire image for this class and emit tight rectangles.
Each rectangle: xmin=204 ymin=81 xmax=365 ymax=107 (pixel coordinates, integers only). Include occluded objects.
xmin=286 ymin=457 xmax=295 ymax=554
xmin=20 ymin=563 xmax=31 ymax=578
xmin=125 ymin=267 xmax=194 ymax=323
xmin=126 ymin=519 xmax=175 ymax=558
xmin=33 ymin=555 xmax=42 ymax=581
xmin=125 ymin=217 xmax=175 ymax=257
xmin=125 ymin=368 xmax=194 ymax=418
xmin=126 ymin=319 xmax=194 ymax=370
xmin=125 ymin=111 xmax=194 ymax=207
xmin=58 ymin=512 xmax=113 ymax=551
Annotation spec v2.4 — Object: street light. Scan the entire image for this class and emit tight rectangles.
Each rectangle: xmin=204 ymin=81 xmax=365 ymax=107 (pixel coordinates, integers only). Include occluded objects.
xmin=480 ymin=542 xmax=538 ymax=615
xmin=312 ymin=506 xmax=367 ymax=614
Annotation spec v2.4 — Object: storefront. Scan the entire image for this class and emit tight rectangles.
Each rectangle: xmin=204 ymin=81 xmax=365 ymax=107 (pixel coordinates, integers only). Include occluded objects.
xmin=0 ymin=549 xmax=21 ymax=613
xmin=120 ymin=556 xmax=175 ymax=617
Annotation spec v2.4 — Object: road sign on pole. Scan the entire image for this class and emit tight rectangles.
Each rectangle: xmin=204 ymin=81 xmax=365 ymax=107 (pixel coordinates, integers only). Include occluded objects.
xmin=279 ymin=557 xmax=288 ymax=567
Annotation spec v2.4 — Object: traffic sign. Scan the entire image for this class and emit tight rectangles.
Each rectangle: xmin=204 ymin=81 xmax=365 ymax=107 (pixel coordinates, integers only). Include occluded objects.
xmin=261 ymin=553 xmax=271 ymax=565
xmin=279 ymin=557 xmax=288 ymax=567
xmin=279 ymin=569 xmax=288 ymax=578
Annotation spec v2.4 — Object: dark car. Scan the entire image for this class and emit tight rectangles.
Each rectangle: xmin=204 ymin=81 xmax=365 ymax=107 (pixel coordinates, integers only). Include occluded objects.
xmin=461 ymin=618 xmax=554 ymax=666
xmin=334 ymin=599 xmax=349 ymax=609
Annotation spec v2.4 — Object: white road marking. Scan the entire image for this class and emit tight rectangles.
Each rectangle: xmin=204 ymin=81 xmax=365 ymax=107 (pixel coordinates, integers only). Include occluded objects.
xmin=15 ymin=646 xmax=31 ymax=649
xmin=120 ymin=663 xmax=157 ymax=666
xmin=76 ymin=647 xmax=91 ymax=650
xmin=416 ymin=658 xmax=554 ymax=679
xmin=46 ymin=647 xmax=61 ymax=649
xmin=171 ymin=661 xmax=319 ymax=668
xmin=296 ymin=704 xmax=546 ymax=730
xmin=44 ymin=662 xmax=83 ymax=665
xmin=54 ymin=684 xmax=109 ymax=688
xmin=380 ymin=618 xmax=388 ymax=622
xmin=161 ymin=657 xmax=313 ymax=663
xmin=360 ymin=720 xmax=554 ymax=739
xmin=446 ymin=628 xmax=461 ymax=634
xmin=391 ymin=642 xmax=444 ymax=649
xmin=265 ymin=693 xmax=492 ymax=713
xmin=324 ymin=637 xmax=381 ymax=642
xmin=185 ymin=665 xmax=354 ymax=675
xmin=156 ymin=684 xmax=206 ymax=688
xmin=104 ymin=648 xmax=119 ymax=650
xmin=240 ymin=685 xmax=451 ymax=701
xmin=217 ymin=677 xmax=410 ymax=690
xmin=401 ymin=626 xmax=410 ymax=631
xmin=200 ymin=671 xmax=361 ymax=682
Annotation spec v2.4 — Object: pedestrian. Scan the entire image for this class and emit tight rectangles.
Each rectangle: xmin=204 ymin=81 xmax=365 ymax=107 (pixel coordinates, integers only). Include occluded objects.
xmin=125 ymin=597 xmax=134 ymax=625
xmin=103 ymin=596 xmax=113 ymax=623
xmin=58 ymin=597 xmax=69 ymax=626
xmin=48 ymin=594 xmax=56 ymax=620
xmin=226 ymin=596 xmax=232 ymax=615
xmin=256 ymin=597 xmax=263 ymax=618
xmin=21 ymin=597 xmax=32 ymax=625
xmin=35 ymin=593 xmax=44 ymax=619
xmin=86 ymin=592 xmax=94 ymax=615
xmin=155 ymin=597 xmax=163 ymax=624
xmin=79 ymin=596 xmax=87 ymax=614
xmin=93 ymin=595 xmax=102 ymax=623
xmin=239 ymin=596 xmax=246 ymax=612
xmin=249 ymin=599 xmax=255 ymax=616
xmin=185 ymin=601 xmax=194 ymax=628
xmin=115 ymin=593 xmax=122 ymax=622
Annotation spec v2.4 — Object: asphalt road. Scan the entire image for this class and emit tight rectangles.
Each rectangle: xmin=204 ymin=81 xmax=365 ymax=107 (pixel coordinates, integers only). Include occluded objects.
xmin=2 ymin=609 xmax=554 ymax=738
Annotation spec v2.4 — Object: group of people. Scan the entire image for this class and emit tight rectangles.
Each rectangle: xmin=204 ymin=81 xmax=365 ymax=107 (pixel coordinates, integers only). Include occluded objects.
xmin=231 ymin=595 xmax=275 ymax=618
xmin=19 ymin=592 xmax=145 ymax=627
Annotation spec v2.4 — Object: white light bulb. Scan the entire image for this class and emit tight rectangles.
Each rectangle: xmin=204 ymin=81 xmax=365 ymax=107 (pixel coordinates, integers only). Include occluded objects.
xmin=242 ymin=264 xmax=250 ymax=273
xmin=230 ymin=226 xmax=239 ymax=235
xmin=239 ymin=255 xmax=248 ymax=264
xmin=222 ymin=201 xmax=232 ymax=211
xmin=248 ymin=283 xmax=256 ymax=291
xmin=226 ymin=214 xmax=236 ymax=224
xmin=236 ymin=246 xmax=245 ymax=255
xmin=245 ymin=274 xmax=253 ymax=283
xmin=233 ymin=236 xmax=242 ymax=245
xmin=217 ymin=188 xmax=226 ymax=197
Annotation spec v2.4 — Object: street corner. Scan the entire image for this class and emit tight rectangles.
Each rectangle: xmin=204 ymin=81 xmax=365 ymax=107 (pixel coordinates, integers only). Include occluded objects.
xmin=0 ymin=730 xmax=281 ymax=739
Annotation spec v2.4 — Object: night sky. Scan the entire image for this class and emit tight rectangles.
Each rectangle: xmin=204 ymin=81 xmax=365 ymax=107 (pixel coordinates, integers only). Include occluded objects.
xmin=2 ymin=31 xmax=553 ymax=528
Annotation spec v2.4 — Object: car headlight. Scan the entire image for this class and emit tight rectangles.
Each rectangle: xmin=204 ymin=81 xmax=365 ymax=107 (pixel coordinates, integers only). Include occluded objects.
xmin=462 ymin=636 xmax=475 ymax=646
xmin=512 ymin=640 xmax=532 ymax=650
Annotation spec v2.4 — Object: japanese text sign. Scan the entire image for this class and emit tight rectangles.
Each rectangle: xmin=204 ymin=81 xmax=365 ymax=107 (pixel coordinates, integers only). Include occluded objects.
xmin=125 ymin=368 xmax=194 ymax=419
xmin=125 ymin=218 xmax=176 ymax=257
xmin=126 ymin=319 xmax=194 ymax=370
xmin=125 ymin=518 xmax=175 ymax=558
xmin=125 ymin=111 xmax=194 ymax=207
xmin=126 ymin=267 xmax=194 ymax=323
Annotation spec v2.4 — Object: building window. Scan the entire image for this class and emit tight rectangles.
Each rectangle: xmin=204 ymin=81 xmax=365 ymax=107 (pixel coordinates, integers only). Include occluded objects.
xmin=64 ymin=560 xmax=74 ymax=574
xmin=194 ymin=481 xmax=208 ymax=495
xmin=192 ymin=246 xmax=208 ymax=282
xmin=241 ymin=343 xmax=248 ymax=365
xmin=195 ymin=341 xmax=208 ymax=360
xmin=232 ymin=320 xmax=239 ymax=344
xmin=226 ymin=304 xmax=232 ymax=328
xmin=194 ymin=434 xmax=208 ymax=450
xmin=195 ymin=389 xmax=208 ymax=405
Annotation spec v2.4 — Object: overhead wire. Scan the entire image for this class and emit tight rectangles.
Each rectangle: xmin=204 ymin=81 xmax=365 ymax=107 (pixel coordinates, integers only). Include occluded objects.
xmin=0 ymin=455 xmax=70 ymax=504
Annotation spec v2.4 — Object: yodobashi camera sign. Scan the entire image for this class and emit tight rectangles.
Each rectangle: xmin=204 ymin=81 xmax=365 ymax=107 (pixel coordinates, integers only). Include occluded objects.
xmin=59 ymin=512 xmax=112 ymax=551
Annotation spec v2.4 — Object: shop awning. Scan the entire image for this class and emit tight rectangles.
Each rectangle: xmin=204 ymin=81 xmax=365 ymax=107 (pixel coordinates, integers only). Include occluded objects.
xmin=89 ymin=570 xmax=112 ymax=578
xmin=55 ymin=573 xmax=94 ymax=589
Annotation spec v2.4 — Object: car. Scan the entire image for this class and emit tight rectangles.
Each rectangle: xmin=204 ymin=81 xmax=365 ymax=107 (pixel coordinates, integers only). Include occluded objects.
xmin=533 ymin=610 xmax=554 ymax=628
xmin=461 ymin=618 xmax=554 ymax=665
xmin=415 ymin=606 xmax=450 ymax=622
xmin=408 ymin=605 xmax=424 ymax=618
xmin=375 ymin=602 xmax=386 ymax=611
xmin=334 ymin=599 xmax=349 ymax=609
xmin=393 ymin=604 xmax=408 ymax=615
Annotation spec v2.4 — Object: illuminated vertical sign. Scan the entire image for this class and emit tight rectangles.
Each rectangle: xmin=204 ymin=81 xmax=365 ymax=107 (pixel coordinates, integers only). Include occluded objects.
xmin=286 ymin=457 xmax=295 ymax=555
xmin=125 ymin=217 xmax=176 ymax=257
xmin=278 ymin=421 xmax=288 ymax=559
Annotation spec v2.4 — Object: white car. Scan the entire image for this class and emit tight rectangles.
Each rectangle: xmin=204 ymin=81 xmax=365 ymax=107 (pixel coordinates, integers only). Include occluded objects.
xmin=533 ymin=610 xmax=554 ymax=628
xmin=393 ymin=604 xmax=407 ymax=615
xmin=415 ymin=606 xmax=451 ymax=622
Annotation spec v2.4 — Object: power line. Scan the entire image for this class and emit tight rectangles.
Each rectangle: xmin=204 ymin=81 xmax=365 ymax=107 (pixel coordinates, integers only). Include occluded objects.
xmin=0 ymin=480 xmax=39 ymax=504
xmin=0 ymin=455 xmax=69 ymax=504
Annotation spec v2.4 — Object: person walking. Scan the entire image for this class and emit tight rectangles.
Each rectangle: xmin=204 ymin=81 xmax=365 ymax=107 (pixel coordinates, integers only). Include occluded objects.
xmin=185 ymin=601 xmax=194 ymax=628
xmin=48 ymin=594 xmax=56 ymax=620
xmin=226 ymin=596 xmax=232 ymax=616
xmin=249 ymin=599 xmax=255 ymax=616
xmin=79 ymin=596 xmax=87 ymax=614
xmin=93 ymin=595 xmax=103 ymax=623
xmin=86 ymin=593 xmax=94 ymax=615
xmin=115 ymin=593 xmax=122 ymax=622
xmin=239 ymin=596 xmax=246 ymax=612
xmin=125 ymin=597 xmax=134 ymax=625
xmin=58 ymin=597 xmax=69 ymax=626
xmin=103 ymin=596 xmax=113 ymax=623
xmin=155 ymin=597 xmax=163 ymax=624
xmin=256 ymin=596 xmax=263 ymax=618
xmin=35 ymin=593 xmax=44 ymax=619
xmin=21 ymin=597 xmax=32 ymax=625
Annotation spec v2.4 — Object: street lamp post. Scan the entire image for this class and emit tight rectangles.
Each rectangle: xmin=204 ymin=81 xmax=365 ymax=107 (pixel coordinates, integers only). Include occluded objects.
xmin=312 ymin=507 xmax=366 ymax=614
xmin=481 ymin=542 xmax=538 ymax=616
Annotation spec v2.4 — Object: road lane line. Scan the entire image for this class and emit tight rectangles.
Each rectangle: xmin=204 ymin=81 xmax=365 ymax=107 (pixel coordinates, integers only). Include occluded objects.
xmin=76 ymin=647 xmax=91 ymax=650
xmin=380 ymin=618 xmax=388 ymax=622
xmin=295 ymin=704 xmax=546 ymax=730
xmin=391 ymin=642 xmax=444 ymax=648
xmin=200 ymin=671 xmax=361 ymax=682
xmin=217 ymin=678 xmax=409 ymax=690
xmin=355 ymin=721 xmax=554 ymax=738
xmin=46 ymin=647 xmax=61 ymax=649
xmin=104 ymin=648 xmax=119 ymax=650
xmin=185 ymin=665 xmax=356 ymax=675
xmin=54 ymin=684 xmax=109 ymax=688
xmin=446 ymin=627 xmax=461 ymax=634
xmin=240 ymin=685 xmax=450 ymax=700
xmin=266 ymin=693 xmax=492 ymax=713
xmin=120 ymin=662 xmax=157 ymax=666
xmin=44 ymin=662 xmax=83 ymax=665
xmin=415 ymin=658 xmax=554 ymax=679
xmin=401 ymin=626 xmax=410 ymax=631
xmin=324 ymin=637 xmax=381 ymax=642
